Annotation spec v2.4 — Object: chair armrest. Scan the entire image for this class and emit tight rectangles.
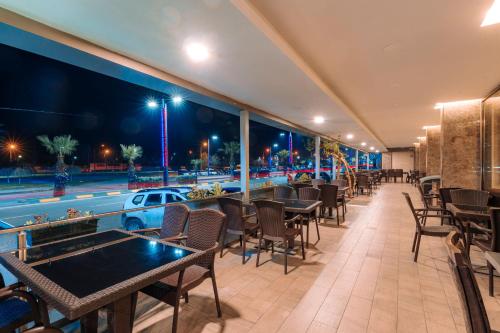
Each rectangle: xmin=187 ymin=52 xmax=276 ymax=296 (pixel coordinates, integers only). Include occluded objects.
xmin=242 ymin=213 xmax=257 ymax=221
xmin=0 ymin=281 xmax=24 ymax=292
xmin=285 ymin=215 xmax=302 ymax=224
xmin=468 ymin=222 xmax=491 ymax=235
xmin=131 ymin=228 xmax=161 ymax=237
xmin=0 ymin=289 xmax=41 ymax=323
xmin=162 ymin=234 xmax=188 ymax=243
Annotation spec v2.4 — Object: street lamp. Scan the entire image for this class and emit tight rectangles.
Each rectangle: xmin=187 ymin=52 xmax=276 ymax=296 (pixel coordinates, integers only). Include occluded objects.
xmin=207 ymin=135 xmax=218 ymax=175
xmin=7 ymin=143 xmax=17 ymax=162
xmin=147 ymin=96 xmax=183 ymax=186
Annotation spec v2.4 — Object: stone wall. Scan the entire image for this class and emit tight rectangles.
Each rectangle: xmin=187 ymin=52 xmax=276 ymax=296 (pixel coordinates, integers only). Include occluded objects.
xmin=414 ymin=143 xmax=420 ymax=171
xmin=418 ymin=138 xmax=427 ymax=173
xmin=440 ymin=100 xmax=481 ymax=189
xmin=426 ymin=126 xmax=441 ymax=176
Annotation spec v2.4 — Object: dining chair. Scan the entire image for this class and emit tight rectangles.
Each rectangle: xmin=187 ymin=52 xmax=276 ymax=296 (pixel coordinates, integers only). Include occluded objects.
xmin=439 ymin=187 xmax=462 ymax=225
xmin=311 ymin=179 xmax=325 ymax=188
xmin=356 ymin=175 xmax=371 ymax=196
xmin=273 ymin=185 xmax=293 ymax=200
xmin=253 ymin=200 xmax=305 ymax=274
xmin=451 ymin=189 xmax=490 ymax=207
xmin=298 ymin=187 xmax=321 ymax=245
xmin=318 ymin=184 xmax=344 ymax=225
xmin=132 ymin=203 xmax=190 ymax=240
xmin=402 ymin=192 xmax=455 ymax=262
xmin=447 ymin=240 xmax=498 ymax=333
xmin=218 ymin=197 xmax=258 ymax=264
xmin=0 ymin=273 xmax=59 ymax=333
xmin=140 ymin=209 xmax=225 ymax=333
xmin=292 ymin=183 xmax=312 ymax=198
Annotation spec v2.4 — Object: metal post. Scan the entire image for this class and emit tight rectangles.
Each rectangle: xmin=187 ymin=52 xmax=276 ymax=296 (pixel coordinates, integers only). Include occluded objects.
xmin=17 ymin=231 xmax=27 ymax=261
xmin=331 ymin=156 xmax=337 ymax=180
xmin=314 ymin=136 xmax=321 ymax=179
xmin=355 ymin=149 xmax=359 ymax=172
xmin=160 ymin=99 xmax=169 ymax=186
xmin=207 ymin=138 xmax=210 ymax=176
xmin=240 ymin=110 xmax=250 ymax=200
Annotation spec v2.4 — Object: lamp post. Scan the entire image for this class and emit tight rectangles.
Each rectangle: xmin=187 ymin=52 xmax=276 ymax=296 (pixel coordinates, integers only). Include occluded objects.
xmin=147 ymin=96 xmax=183 ymax=186
xmin=7 ymin=143 xmax=17 ymax=162
xmin=207 ymin=135 xmax=218 ymax=176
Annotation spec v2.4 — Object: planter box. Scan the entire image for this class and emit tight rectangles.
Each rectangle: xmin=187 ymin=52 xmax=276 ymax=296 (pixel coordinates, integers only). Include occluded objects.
xmin=26 ymin=219 xmax=99 ymax=247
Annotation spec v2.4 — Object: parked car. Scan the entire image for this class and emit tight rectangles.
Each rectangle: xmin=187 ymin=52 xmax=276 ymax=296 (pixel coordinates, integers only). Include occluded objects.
xmin=121 ymin=187 xmax=191 ymax=230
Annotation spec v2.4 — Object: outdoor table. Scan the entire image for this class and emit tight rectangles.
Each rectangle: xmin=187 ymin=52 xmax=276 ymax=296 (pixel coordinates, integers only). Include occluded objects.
xmin=274 ymin=199 xmax=322 ymax=215
xmin=446 ymin=203 xmax=490 ymax=225
xmin=0 ymin=229 xmax=203 ymax=333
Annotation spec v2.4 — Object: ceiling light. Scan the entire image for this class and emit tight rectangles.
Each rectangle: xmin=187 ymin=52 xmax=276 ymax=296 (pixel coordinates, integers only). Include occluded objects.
xmin=434 ymin=99 xmax=481 ymax=110
xmin=172 ymin=95 xmax=183 ymax=104
xmin=361 ymin=142 xmax=366 ymax=146
xmin=422 ymin=125 xmax=440 ymax=130
xmin=313 ymin=116 xmax=325 ymax=124
xmin=375 ymin=150 xmax=380 ymax=153
xmin=482 ymin=0 xmax=500 ymax=27
xmin=185 ymin=42 xmax=209 ymax=62
xmin=147 ymin=100 xmax=158 ymax=108
xmin=346 ymin=134 xmax=354 ymax=140
xmin=369 ymin=146 xmax=375 ymax=151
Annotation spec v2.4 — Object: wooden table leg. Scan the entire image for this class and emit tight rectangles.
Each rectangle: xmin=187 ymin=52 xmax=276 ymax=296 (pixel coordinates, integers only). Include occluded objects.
xmin=107 ymin=292 xmax=137 ymax=333
xmin=80 ymin=310 xmax=98 ymax=333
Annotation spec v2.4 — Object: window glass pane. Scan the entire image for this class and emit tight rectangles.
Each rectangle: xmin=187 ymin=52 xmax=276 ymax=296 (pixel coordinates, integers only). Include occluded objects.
xmin=131 ymin=195 xmax=144 ymax=205
xmin=144 ymin=194 xmax=162 ymax=206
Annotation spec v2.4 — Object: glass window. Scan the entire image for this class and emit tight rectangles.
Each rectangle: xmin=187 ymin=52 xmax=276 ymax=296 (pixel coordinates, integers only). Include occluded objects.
xmin=144 ymin=194 xmax=162 ymax=206
xmin=131 ymin=195 xmax=144 ymax=205
xmin=165 ymin=194 xmax=183 ymax=202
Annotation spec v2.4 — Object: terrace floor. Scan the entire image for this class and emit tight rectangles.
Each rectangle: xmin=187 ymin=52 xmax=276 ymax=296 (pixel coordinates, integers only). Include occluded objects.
xmin=69 ymin=183 xmax=500 ymax=333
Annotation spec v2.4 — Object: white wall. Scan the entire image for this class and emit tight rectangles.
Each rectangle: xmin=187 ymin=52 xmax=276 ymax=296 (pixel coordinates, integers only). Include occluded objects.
xmin=382 ymin=153 xmax=392 ymax=169
xmin=391 ymin=151 xmax=414 ymax=172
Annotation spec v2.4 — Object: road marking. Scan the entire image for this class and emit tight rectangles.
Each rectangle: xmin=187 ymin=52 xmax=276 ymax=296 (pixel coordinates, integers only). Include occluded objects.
xmin=2 ymin=214 xmax=32 ymax=221
xmin=39 ymin=198 xmax=60 ymax=203
xmin=76 ymin=194 xmax=94 ymax=199
xmin=107 ymin=191 xmax=121 ymax=196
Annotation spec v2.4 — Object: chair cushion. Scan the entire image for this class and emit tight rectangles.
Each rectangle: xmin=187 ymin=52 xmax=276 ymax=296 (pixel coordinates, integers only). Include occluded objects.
xmin=421 ymin=225 xmax=455 ymax=236
xmin=160 ymin=265 xmax=210 ymax=290
xmin=0 ymin=297 xmax=32 ymax=328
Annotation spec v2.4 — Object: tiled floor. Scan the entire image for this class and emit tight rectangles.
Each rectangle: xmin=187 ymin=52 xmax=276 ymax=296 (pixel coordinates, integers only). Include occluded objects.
xmin=84 ymin=183 xmax=500 ymax=332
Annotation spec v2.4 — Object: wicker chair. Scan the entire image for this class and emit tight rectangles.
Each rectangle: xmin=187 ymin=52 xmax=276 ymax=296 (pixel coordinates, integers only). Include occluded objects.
xmin=356 ymin=175 xmax=372 ymax=195
xmin=311 ymin=179 xmax=325 ymax=188
xmin=451 ymin=189 xmax=490 ymax=207
xmin=140 ymin=209 xmax=225 ymax=333
xmin=132 ymin=203 xmax=190 ymax=240
xmin=447 ymin=241 xmax=498 ymax=333
xmin=331 ymin=179 xmax=348 ymax=214
xmin=402 ymin=192 xmax=455 ymax=262
xmin=253 ymin=200 xmax=305 ymax=274
xmin=439 ymin=187 xmax=462 ymax=225
xmin=218 ymin=197 xmax=258 ymax=264
xmin=0 ymin=273 xmax=58 ymax=333
xmin=318 ymin=184 xmax=345 ymax=225
xmin=292 ymin=183 xmax=312 ymax=198
xmin=273 ymin=186 xmax=293 ymax=200
xmin=298 ymin=187 xmax=321 ymax=245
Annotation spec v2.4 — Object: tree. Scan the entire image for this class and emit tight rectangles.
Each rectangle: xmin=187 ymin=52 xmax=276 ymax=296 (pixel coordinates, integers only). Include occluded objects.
xmin=120 ymin=144 xmax=143 ymax=187
xmin=223 ymin=141 xmax=240 ymax=171
xmin=277 ymin=149 xmax=290 ymax=166
xmin=322 ymin=140 xmax=356 ymax=196
xmin=304 ymin=137 xmax=315 ymax=158
xmin=210 ymin=154 xmax=221 ymax=168
xmin=37 ymin=135 xmax=78 ymax=196
xmin=191 ymin=159 xmax=202 ymax=171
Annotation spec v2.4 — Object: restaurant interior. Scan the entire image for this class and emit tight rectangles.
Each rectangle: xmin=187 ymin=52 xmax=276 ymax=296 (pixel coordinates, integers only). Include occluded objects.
xmin=0 ymin=1 xmax=500 ymax=332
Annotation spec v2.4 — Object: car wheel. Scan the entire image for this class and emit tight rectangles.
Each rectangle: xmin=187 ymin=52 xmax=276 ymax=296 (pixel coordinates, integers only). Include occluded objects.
xmin=124 ymin=217 xmax=145 ymax=231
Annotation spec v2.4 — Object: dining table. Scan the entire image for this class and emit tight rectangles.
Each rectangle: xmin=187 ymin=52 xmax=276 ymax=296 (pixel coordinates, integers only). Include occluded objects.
xmin=0 ymin=229 xmax=203 ymax=333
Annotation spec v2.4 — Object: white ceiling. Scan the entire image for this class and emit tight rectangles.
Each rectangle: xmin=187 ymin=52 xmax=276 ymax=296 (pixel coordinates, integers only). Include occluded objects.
xmin=1 ymin=0 xmax=499 ymax=148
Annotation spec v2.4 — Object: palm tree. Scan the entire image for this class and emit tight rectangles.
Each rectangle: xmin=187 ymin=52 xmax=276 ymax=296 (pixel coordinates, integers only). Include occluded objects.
xmin=37 ymin=135 xmax=78 ymax=196
xmin=120 ymin=144 xmax=143 ymax=187
xmin=277 ymin=149 xmax=290 ymax=167
xmin=223 ymin=141 xmax=240 ymax=175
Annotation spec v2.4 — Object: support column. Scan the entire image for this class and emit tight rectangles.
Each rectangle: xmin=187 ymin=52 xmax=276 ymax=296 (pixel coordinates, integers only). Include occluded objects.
xmin=240 ymin=110 xmax=250 ymax=200
xmin=314 ymin=136 xmax=321 ymax=179
xmin=366 ymin=153 xmax=370 ymax=170
xmin=425 ymin=126 xmax=441 ymax=176
xmin=355 ymin=150 xmax=359 ymax=171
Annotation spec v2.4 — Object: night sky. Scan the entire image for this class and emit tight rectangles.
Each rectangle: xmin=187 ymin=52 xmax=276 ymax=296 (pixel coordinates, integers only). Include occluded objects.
xmin=0 ymin=43 xmax=309 ymax=168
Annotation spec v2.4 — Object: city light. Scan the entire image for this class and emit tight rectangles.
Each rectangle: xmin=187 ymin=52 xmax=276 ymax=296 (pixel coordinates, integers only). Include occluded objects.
xmin=203 ymin=142 xmax=208 ymax=147
xmin=185 ymin=42 xmax=209 ymax=62
xmin=265 ymin=148 xmax=270 ymax=153
xmin=211 ymin=135 xmax=219 ymax=140
xmin=279 ymin=132 xmax=285 ymax=137
xmin=147 ymin=99 xmax=158 ymax=108
xmin=313 ymin=116 xmax=325 ymax=124
xmin=273 ymin=143 xmax=278 ymax=148
xmin=172 ymin=95 xmax=183 ymax=104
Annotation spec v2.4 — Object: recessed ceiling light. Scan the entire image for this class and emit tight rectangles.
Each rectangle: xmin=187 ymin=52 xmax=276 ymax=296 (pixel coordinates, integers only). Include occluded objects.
xmin=346 ymin=134 xmax=354 ymax=140
xmin=313 ymin=116 xmax=325 ymax=124
xmin=375 ymin=150 xmax=380 ymax=153
xmin=185 ymin=42 xmax=209 ymax=62
xmin=361 ymin=142 xmax=366 ymax=146
xmin=482 ymin=0 xmax=500 ymax=27
xmin=369 ymin=146 xmax=375 ymax=151
xmin=172 ymin=95 xmax=183 ymax=104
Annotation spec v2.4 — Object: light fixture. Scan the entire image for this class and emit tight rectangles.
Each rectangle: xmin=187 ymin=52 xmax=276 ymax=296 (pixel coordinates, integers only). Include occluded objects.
xmin=369 ymin=146 xmax=375 ymax=151
xmin=147 ymin=100 xmax=158 ymax=108
xmin=375 ymin=150 xmax=380 ymax=153
xmin=361 ymin=142 xmax=366 ymax=146
xmin=185 ymin=42 xmax=209 ymax=62
xmin=172 ymin=95 xmax=183 ymax=104
xmin=422 ymin=125 xmax=440 ymax=130
xmin=211 ymin=135 xmax=218 ymax=140
xmin=273 ymin=143 xmax=278 ymax=148
xmin=279 ymin=132 xmax=285 ymax=137
xmin=482 ymin=0 xmax=500 ymax=27
xmin=346 ymin=133 xmax=354 ymax=140
xmin=434 ymin=99 xmax=481 ymax=110
xmin=313 ymin=116 xmax=325 ymax=124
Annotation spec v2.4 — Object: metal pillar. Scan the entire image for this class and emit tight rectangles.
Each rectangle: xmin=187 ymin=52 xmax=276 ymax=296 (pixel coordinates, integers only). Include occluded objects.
xmin=240 ymin=110 xmax=250 ymax=200
xmin=355 ymin=149 xmax=359 ymax=171
xmin=160 ymin=99 xmax=169 ymax=185
xmin=314 ymin=136 xmax=321 ymax=179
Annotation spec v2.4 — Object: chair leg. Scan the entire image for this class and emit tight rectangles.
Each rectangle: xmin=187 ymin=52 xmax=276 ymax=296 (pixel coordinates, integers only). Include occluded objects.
xmin=271 ymin=241 xmax=274 ymax=254
xmin=210 ymin=268 xmax=222 ymax=317
xmin=315 ymin=217 xmax=320 ymax=241
xmin=306 ymin=220 xmax=310 ymax=248
xmin=256 ymin=235 xmax=262 ymax=267
xmin=242 ymin=234 xmax=247 ymax=265
xmin=411 ymin=231 xmax=418 ymax=252
xmin=220 ymin=232 xmax=226 ymax=258
xmin=413 ymin=233 xmax=422 ymax=262
xmin=336 ymin=207 xmax=340 ymax=226
xmin=342 ymin=203 xmax=345 ymax=222
xmin=239 ymin=235 xmax=243 ymax=247
xmin=284 ymin=244 xmax=288 ymax=275
xmin=172 ymin=270 xmax=185 ymax=333
xmin=300 ymin=229 xmax=306 ymax=260
xmin=184 ymin=292 xmax=189 ymax=303
xmin=488 ymin=262 xmax=494 ymax=297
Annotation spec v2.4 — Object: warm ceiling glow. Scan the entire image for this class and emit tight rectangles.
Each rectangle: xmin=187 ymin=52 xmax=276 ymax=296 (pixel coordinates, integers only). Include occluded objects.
xmin=375 ymin=150 xmax=380 ymax=153
xmin=313 ymin=116 xmax=325 ymax=124
xmin=434 ymin=99 xmax=481 ymax=110
xmin=361 ymin=142 xmax=366 ymax=146
xmin=369 ymin=146 xmax=375 ymax=151
xmin=346 ymin=134 xmax=354 ymax=140
xmin=422 ymin=125 xmax=440 ymax=130
xmin=185 ymin=42 xmax=209 ymax=62
xmin=482 ymin=0 xmax=500 ymax=27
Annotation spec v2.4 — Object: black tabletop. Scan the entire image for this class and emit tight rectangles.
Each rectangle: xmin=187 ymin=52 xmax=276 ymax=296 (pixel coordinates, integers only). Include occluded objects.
xmin=274 ymin=199 xmax=322 ymax=213
xmin=446 ymin=203 xmax=490 ymax=224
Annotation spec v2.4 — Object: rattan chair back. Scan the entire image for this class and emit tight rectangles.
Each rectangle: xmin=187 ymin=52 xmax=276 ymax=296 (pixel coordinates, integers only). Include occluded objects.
xmin=491 ymin=208 xmax=500 ymax=252
xmin=293 ymin=183 xmax=312 ymax=197
xmin=357 ymin=175 xmax=369 ymax=188
xmin=160 ymin=204 xmax=190 ymax=239
xmin=186 ymin=209 xmax=225 ymax=268
xmin=311 ymin=179 xmax=326 ymax=188
xmin=331 ymin=179 xmax=347 ymax=188
xmin=253 ymin=200 xmax=286 ymax=240
xmin=439 ymin=187 xmax=462 ymax=209
xmin=318 ymin=184 xmax=338 ymax=207
xmin=274 ymin=186 xmax=293 ymax=200
xmin=451 ymin=189 xmax=490 ymax=207
xmin=299 ymin=187 xmax=320 ymax=201
xmin=217 ymin=197 xmax=244 ymax=232
xmin=402 ymin=192 xmax=422 ymax=232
